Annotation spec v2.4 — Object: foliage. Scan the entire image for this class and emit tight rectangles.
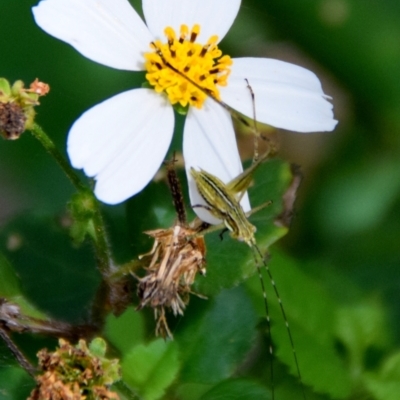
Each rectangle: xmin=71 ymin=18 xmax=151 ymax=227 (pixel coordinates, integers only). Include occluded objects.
xmin=1 ymin=1 xmax=400 ymax=400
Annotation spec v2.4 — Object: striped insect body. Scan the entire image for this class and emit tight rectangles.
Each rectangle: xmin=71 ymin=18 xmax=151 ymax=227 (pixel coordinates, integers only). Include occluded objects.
xmin=190 ymin=167 xmax=256 ymax=245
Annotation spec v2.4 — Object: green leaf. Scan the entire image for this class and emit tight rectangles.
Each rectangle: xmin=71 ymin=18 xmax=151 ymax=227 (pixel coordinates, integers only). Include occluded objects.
xmin=105 ymin=307 xmax=145 ymax=354
xmin=122 ymin=338 xmax=180 ymax=400
xmin=315 ymin=156 xmax=400 ymax=236
xmin=0 ymin=365 xmax=33 ymax=400
xmin=0 ymin=214 xmax=99 ymax=322
xmin=336 ymin=298 xmax=391 ymax=374
xmin=174 ymin=383 xmax=212 ymax=400
xmin=0 ymin=251 xmax=46 ymax=319
xmin=0 ymin=251 xmax=21 ymax=298
xmin=200 ymin=379 xmax=271 ymax=400
xmin=0 ymin=78 xmax=11 ymax=97
xmin=364 ymin=351 xmax=400 ymax=400
xmin=177 ymin=286 xmax=258 ymax=384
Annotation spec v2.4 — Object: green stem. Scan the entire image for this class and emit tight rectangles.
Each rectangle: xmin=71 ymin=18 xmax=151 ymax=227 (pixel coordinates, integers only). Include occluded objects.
xmin=29 ymin=123 xmax=113 ymax=277
xmin=30 ymin=123 xmax=85 ymax=192
xmin=92 ymin=201 xmax=114 ymax=276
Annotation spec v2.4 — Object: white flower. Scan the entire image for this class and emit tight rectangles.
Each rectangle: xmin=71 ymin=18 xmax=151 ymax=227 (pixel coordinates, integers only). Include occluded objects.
xmin=32 ymin=0 xmax=337 ymax=223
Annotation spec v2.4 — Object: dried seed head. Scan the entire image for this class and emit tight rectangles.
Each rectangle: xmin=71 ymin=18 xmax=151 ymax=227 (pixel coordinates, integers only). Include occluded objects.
xmin=0 ymin=102 xmax=27 ymax=139
xmin=28 ymin=338 xmax=120 ymax=400
xmin=0 ymin=77 xmax=50 ymax=139
xmin=137 ymin=225 xmax=206 ymax=338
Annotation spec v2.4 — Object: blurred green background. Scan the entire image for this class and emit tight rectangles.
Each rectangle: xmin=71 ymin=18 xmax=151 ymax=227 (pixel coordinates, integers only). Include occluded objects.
xmin=1 ymin=0 xmax=400 ymax=399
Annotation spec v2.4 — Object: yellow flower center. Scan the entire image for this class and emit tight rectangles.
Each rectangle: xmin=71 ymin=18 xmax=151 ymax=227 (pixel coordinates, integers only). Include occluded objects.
xmin=144 ymin=24 xmax=232 ymax=109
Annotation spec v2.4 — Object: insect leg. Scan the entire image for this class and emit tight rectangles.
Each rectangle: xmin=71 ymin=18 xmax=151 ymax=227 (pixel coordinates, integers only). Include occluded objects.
xmin=253 ymin=245 xmax=307 ymax=400
xmin=249 ymin=247 xmax=275 ymax=400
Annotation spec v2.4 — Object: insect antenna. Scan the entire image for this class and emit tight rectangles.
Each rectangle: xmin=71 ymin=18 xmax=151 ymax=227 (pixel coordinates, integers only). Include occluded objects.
xmin=251 ymin=243 xmax=307 ymax=400
xmin=244 ymin=78 xmax=260 ymax=163
xmin=150 ymin=42 xmax=260 ymax=140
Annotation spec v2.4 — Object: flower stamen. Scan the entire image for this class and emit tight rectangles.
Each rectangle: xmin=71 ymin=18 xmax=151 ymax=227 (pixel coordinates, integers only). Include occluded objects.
xmin=145 ymin=24 xmax=232 ymax=109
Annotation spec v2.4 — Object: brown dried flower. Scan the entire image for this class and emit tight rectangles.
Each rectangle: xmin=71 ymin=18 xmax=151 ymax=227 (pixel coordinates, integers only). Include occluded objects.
xmin=28 ymin=338 xmax=120 ymax=400
xmin=0 ymin=102 xmax=27 ymax=140
xmin=137 ymin=224 xmax=206 ymax=338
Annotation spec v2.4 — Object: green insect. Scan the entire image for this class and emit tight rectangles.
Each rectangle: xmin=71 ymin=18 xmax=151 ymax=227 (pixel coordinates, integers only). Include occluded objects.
xmin=190 ymin=150 xmax=270 ymax=245
xmin=190 ymin=152 xmax=305 ymax=400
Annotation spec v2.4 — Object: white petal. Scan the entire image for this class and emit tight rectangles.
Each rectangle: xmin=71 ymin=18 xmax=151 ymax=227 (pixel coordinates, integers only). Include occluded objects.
xmin=68 ymin=89 xmax=174 ymax=204
xmin=143 ymin=0 xmax=241 ymax=44
xmin=183 ymin=98 xmax=250 ymax=225
xmin=220 ymin=58 xmax=338 ymax=132
xmin=32 ymin=0 xmax=153 ymax=71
